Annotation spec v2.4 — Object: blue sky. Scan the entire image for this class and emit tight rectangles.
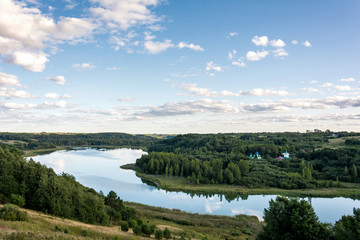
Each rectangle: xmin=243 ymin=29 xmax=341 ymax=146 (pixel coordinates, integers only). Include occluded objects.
xmin=0 ymin=0 xmax=359 ymax=133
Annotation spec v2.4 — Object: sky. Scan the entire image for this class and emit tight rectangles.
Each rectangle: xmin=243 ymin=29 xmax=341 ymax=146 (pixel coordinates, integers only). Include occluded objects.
xmin=0 ymin=0 xmax=359 ymax=134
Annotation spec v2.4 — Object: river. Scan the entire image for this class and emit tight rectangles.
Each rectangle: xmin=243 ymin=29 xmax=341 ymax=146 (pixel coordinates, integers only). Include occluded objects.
xmin=29 ymin=148 xmax=360 ymax=223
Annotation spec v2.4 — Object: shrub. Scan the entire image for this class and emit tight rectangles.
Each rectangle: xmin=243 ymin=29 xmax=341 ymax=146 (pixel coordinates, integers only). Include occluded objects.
xmin=10 ymin=194 xmax=25 ymax=207
xmin=133 ymin=225 xmax=142 ymax=235
xmin=121 ymin=221 xmax=129 ymax=232
xmin=0 ymin=204 xmax=28 ymax=221
xmin=155 ymin=229 xmax=164 ymax=239
xmin=163 ymin=227 xmax=172 ymax=239
xmin=127 ymin=219 xmax=137 ymax=228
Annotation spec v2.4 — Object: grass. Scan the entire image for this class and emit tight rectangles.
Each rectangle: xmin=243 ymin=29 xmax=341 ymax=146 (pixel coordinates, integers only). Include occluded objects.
xmin=125 ymin=202 xmax=262 ymax=240
xmin=0 ymin=204 xmax=262 ymax=240
xmin=122 ymin=165 xmax=360 ymax=199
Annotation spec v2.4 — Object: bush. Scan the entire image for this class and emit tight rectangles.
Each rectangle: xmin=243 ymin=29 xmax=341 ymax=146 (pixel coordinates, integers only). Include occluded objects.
xmin=10 ymin=194 xmax=25 ymax=207
xmin=163 ymin=227 xmax=172 ymax=239
xmin=155 ymin=229 xmax=164 ymax=239
xmin=133 ymin=225 xmax=142 ymax=235
xmin=121 ymin=221 xmax=129 ymax=232
xmin=127 ymin=219 xmax=137 ymax=228
xmin=0 ymin=204 xmax=28 ymax=221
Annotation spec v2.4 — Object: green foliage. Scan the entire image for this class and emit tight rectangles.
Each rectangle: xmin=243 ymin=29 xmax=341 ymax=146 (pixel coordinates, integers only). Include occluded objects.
xmin=121 ymin=221 xmax=129 ymax=232
xmin=133 ymin=225 xmax=142 ymax=235
xmin=0 ymin=204 xmax=28 ymax=221
xmin=0 ymin=144 xmax=137 ymax=226
xmin=333 ymin=208 xmax=360 ymax=240
xmin=136 ymin=132 xmax=360 ymax=189
xmin=155 ymin=229 xmax=164 ymax=239
xmin=163 ymin=227 xmax=172 ymax=239
xmin=256 ymin=196 xmax=332 ymax=240
xmin=10 ymin=194 xmax=25 ymax=207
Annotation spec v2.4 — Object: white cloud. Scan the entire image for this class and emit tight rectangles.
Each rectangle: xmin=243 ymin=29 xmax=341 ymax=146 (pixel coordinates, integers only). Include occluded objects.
xmin=47 ymin=76 xmax=67 ymax=85
xmin=252 ymin=35 xmax=268 ymax=46
xmin=136 ymin=99 xmax=236 ymax=118
xmin=302 ymin=40 xmax=311 ymax=47
xmin=273 ymin=48 xmax=288 ymax=58
xmin=322 ymin=82 xmax=334 ymax=88
xmin=90 ymin=0 xmax=161 ymax=30
xmin=179 ymin=83 xmax=292 ymax=97
xmin=72 ymin=63 xmax=95 ymax=71
xmin=291 ymin=40 xmax=298 ymax=45
xmin=163 ymin=78 xmax=171 ymax=82
xmin=270 ymin=39 xmax=286 ymax=48
xmin=144 ymin=39 xmax=174 ymax=54
xmin=334 ymin=85 xmax=352 ymax=91
xmin=302 ymin=87 xmax=322 ymax=94
xmin=0 ymin=72 xmax=21 ymax=87
xmin=226 ymin=32 xmax=238 ymax=38
xmin=118 ymin=97 xmax=135 ymax=102
xmin=340 ymin=77 xmax=355 ymax=82
xmin=205 ymin=61 xmax=223 ymax=72
xmin=45 ymin=93 xmax=71 ymax=99
xmin=4 ymin=51 xmax=48 ymax=72
xmin=232 ymin=61 xmax=246 ymax=67
xmin=178 ymin=42 xmax=204 ymax=51
xmin=0 ymin=0 xmax=97 ymax=71
xmin=144 ymin=32 xmax=155 ymax=41
xmin=0 ymin=87 xmax=33 ymax=98
xmin=246 ymin=50 xmax=269 ymax=61
xmin=227 ymin=50 xmax=236 ymax=60
xmin=310 ymin=80 xmax=318 ymax=84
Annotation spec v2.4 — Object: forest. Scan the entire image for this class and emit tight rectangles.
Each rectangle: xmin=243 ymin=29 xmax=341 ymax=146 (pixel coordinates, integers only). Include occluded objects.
xmin=136 ymin=131 xmax=360 ymax=189
xmin=0 ymin=132 xmax=158 ymax=150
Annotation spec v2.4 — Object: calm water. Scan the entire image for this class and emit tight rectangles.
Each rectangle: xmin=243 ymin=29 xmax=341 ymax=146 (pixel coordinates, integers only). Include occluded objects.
xmin=30 ymin=148 xmax=360 ymax=223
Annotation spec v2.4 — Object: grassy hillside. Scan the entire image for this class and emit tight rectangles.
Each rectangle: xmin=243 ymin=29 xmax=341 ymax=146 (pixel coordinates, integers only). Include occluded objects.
xmin=0 ymin=204 xmax=262 ymax=240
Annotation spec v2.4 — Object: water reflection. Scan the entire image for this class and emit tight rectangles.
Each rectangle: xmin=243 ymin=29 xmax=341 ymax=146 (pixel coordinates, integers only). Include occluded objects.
xmin=30 ymin=148 xmax=360 ymax=223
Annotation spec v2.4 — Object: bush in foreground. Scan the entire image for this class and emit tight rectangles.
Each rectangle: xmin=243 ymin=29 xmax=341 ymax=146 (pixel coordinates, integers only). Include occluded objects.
xmin=0 ymin=204 xmax=28 ymax=221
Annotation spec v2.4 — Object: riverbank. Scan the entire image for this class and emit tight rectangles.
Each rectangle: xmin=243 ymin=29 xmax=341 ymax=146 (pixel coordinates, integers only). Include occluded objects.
xmin=122 ymin=164 xmax=360 ymax=199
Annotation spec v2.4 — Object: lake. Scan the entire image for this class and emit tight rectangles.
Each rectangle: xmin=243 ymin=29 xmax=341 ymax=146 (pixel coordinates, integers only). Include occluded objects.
xmin=29 ymin=148 xmax=360 ymax=223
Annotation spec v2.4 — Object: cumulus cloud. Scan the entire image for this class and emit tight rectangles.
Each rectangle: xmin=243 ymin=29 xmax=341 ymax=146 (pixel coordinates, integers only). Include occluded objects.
xmin=232 ymin=61 xmax=246 ymax=67
xmin=45 ymin=93 xmax=71 ymax=99
xmin=0 ymin=87 xmax=33 ymax=98
xmin=0 ymin=0 xmax=97 ymax=71
xmin=4 ymin=50 xmax=48 ymax=72
xmin=252 ymin=35 xmax=268 ymax=46
xmin=0 ymin=100 xmax=68 ymax=110
xmin=270 ymin=39 xmax=286 ymax=48
xmin=136 ymin=99 xmax=236 ymax=118
xmin=144 ymin=39 xmax=174 ymax=54
xmin=205 ymin=61 xmax=223 ymax=72
xmin=242 ymin=96 xmax=360 ymax=112
xmin=302 ymin=87 xmax=322 ymax=94
xmin=90 ymin=0 xmax=161 ymax=30
xmin=334 ymin=85 xmax=352 ymax=91
xmin=302 ymin=40 xmax=311 ymax=47
xmin=273 ymin=48 xmax=288 ymax=58
xmin=179 ymin=83 xmax=292 ymax=97
xmin=340 ymin=77 xmax=355 ymax=82
xmin=0 ymin=72 xmax=21 ymax=87
xmin=178 ymin=42 xmax=204 ymax=51
xmin=246 ymin=50 xmax=269 ymax=61
xmin=47 ymin=76 xmax=66 ymax=85
xmin=72 ymin=63 xmax=95 ymax=71
xmin=291 ymin=40 xmax=298 ymax=45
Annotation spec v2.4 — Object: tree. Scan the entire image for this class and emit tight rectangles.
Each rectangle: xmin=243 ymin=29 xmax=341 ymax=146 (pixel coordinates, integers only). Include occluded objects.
xmin=256 ymin=196 xmax=332 ymax=240
xmin=121 ymin=221 xmax=129 ymax=232
xmin=155 ymin=229 xmax=164 ymax=239
xmin=333 ymin=208 xmax=360 ymax=240
xmin=163 ymin=227 xmax=172 ymax=239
